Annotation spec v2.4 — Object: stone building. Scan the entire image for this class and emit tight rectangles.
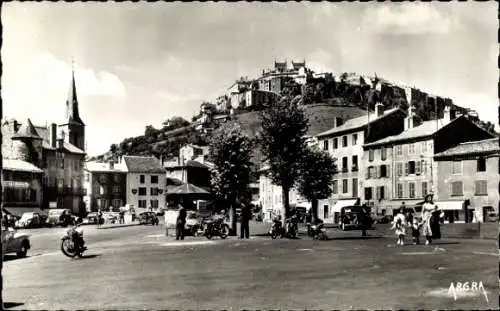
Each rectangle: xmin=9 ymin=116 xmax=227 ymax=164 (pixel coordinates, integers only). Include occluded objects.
xmin=1 ymin=69 xmax=86 ymax=215
xmin=84 ymin=161 xmax=127 ymax=212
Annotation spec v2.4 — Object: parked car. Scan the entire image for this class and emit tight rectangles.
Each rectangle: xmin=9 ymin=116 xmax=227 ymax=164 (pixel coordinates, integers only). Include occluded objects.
xmin=15 ymin=212 xmax=44 ymax=229
xmin=2 ymin=225 xmax=31 ymax=258
xmin=138 ymin=212 xmax=159 ymax=225
xmin=340 ymin=206 xmax=373 ymax=231
xmin=46 ymin=209 xmax=74 ymax=227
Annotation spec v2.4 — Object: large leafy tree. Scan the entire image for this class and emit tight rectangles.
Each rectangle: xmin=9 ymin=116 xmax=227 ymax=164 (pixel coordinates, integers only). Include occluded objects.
xmin=296 ymin=148 xmax=337 ymax=218
xmin=209 ymin=124 xmax=253 ymax=235
xmin=259 ymin=95 xmax=309 ymax=221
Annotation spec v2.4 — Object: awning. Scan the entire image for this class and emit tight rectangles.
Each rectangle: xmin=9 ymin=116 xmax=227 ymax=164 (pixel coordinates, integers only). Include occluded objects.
xmin=3 ymin=207 xmax=43 ymax=217
xmin=434 ymin=200 xmax=471 ymax=211
xmin=2 ymin=181 xmax=31 ymax=189
xmin=331 ymin=199 xmax=358 ymax=214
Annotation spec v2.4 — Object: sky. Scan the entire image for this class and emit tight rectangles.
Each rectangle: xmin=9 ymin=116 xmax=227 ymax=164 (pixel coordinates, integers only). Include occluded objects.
xmin=2 ymin=2 xmax=498 ymax=156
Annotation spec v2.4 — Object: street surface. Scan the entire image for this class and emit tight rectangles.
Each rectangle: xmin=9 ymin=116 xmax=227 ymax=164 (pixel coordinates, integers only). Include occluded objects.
xmin=3 ymin=222 xmax=498 ymax=310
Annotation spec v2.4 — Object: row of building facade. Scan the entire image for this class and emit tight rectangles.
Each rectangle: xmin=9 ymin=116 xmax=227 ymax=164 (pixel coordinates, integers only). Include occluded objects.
xmin=259 ymin=103 xmax=499 ymax=223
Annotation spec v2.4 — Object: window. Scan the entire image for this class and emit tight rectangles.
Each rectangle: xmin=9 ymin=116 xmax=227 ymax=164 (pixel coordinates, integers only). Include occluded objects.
xmin=138 ymin=187 xmax=147 ymax=196
xmin=408 ymin=143 xmax=415 ymax=154
xmin=421 ymin=160 xmax=427 ymax=174
xmin=342 ymin=157 xmax=348 ymax=172
xmin=333 ymin=138 xmax=338 ymax=149
xmin=59 ymin=159 xmax=65 ymax=169
xmin=98 ymin=199 xmax=109 ymax=210
xmin=369 ymin=150 xmax=374 ymax=162
xmin=396 ymin=163 xmax=403 ymax=177
xmin=332 ymin=180 xmax=338 ymax=194
xmin=376 ymin=186 xmax=385 ymax=200
xmin=475 ymin=180 xmax=487 ymax=195
xmin=151 ymin=175 xmax=159 ymax=184
xmin=140 ymin=175 xmax=145 ymax=183
xmin=138 ymin=200 xmax=147 ymax=208
xmin=342 ymin=136 xmax=348 ymax=147
xmin=422 ymin=182 xmax=428 ymax=198
xmin=352 ymin=134 xmax=358 ymax=145
xmin=477 ymin=157 xmax=486 ymax=172
xmin=367 ymin=166 xmax=375 ymax=179
xmin=415 ymin=161 xmax=421 ymax=175
xmin=342 ymin=179 xmax=348 ymax=193
xmin=352 ymin=155 xmax=358 ymax=171
xmin=323 ymin=205 xmax=329 ymax=219
xmin=113 ymin=174 xmax=121 ymax=183
xmin=352 ymin=178 xmax=358 ymax=198
xmin=451 ymin=181 xmax=463 ymax=196
xmin=452 ymin=161 xmax=462 ymax=175
xmin=113 ymin=185 xmax=120 ymax=193
xmin=323 ymin=140 xmax=329 ymax=151
xmin=364 ymin=187 xmax=373 ymax=200
xmin=381 ymin=147 xmax=387 ymax=161
xmin=409 ymin=183 xmax=416 ymax=198
xmin=397 ymin=183 xmax=403 ymax=198
xmin=150 ymin=187 xmax=159 ymax=196
xmin=380 ymin=165 xmax=388 ymax=178
xmin=406 ymin=161 xmax=416 ymax=175
xmin=395 ymin=145 xmax=402 ymax=156
xmin=421 ymin=142 xmax=427 ymax=153
xmin=150 ymin=200 xmax=159 ymax=209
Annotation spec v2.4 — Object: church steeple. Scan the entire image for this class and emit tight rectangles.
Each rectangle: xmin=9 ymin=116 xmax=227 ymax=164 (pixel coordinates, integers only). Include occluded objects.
xmin=66 ymin=65 xmax=84 ymax=126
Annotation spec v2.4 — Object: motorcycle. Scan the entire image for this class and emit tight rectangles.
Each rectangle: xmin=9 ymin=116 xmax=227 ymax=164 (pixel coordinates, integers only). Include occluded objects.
xmin=204 ymin=216 xmax=230 ymax=239
xmin=61 ymin=225 xmax=87 ymax=258
xmin=310 ymin=223 xmax=328 ymax=240
xmin=269 ymin=219 xmax=285 ymax=239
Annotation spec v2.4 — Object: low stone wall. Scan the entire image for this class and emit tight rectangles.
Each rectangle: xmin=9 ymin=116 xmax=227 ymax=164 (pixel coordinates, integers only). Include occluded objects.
xmin=375 ymin=223 xmax=498 ymax=240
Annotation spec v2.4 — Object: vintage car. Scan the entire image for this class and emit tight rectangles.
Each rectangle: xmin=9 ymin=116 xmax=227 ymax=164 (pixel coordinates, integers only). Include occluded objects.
xmin=46 ymin=209 xmax=74 ymax=227
xmin=339 ymin=206 xmax=373 ymax=231
xmin=15 ymin=212 xmax=44 ymax=229
xmin=2 ymin=226 xmax=31 ymax=258
xmin=138 ymin=212 xmax=159 ymax=225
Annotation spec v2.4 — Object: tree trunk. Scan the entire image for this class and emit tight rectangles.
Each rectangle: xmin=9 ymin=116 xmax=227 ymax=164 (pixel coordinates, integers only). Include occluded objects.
xmin=229 ymin=201 xmax=237 ymax=236
xmin=282 ymin=185 xmax=290 ymax=225
xmin=311 ymin=199 xmax=318 ymax=220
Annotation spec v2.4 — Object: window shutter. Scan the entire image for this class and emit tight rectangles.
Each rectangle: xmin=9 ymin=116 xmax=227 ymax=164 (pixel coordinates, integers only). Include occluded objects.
xmin=405 ymin=162 xmax=409 ymax=176
xmin=376 ymin=186 xmax=380 ymax=200
xmin=376 ymin=166 xmax=381 ymax=178
xmin=415 ymin=161 xmax=421 ymax=175
xmin=366 ymin=168 xmax=370 ymax=179
xmin=386 ymin=165 xmax=391 ymax=178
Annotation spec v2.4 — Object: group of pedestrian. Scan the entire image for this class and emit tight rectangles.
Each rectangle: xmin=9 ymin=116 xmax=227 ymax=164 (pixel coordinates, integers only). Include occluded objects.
xmin=391 ymin=194 xmax=443 ymax=246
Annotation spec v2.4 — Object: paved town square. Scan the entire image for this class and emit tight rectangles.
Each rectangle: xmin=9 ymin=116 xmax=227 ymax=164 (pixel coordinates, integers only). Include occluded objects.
xmin=3 ymin=224 xmax=498 ymax=310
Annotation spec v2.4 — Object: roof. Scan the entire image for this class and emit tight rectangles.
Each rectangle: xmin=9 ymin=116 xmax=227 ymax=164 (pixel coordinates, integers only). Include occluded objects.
xmin=434 ymin=138 xmax=500 ymax=158
xmin=123 ymin=156 xmax=165 ymax=173
xmin=34 ymin=125 xmax=86 ymax=155
xmin=3 ymin=159 xmax=44 ymax=173
xmin=85 ymin=161 xmax=127 ymax=172
xmin=11 ymin=119 xmax=43 ymax=140
xmin=165 ymin=160 xmax=211 ymax=170
xmin=316 ymin=107 xmax=401 ymax=138
xmin=363 ymin=117 xmax=456 ymax=148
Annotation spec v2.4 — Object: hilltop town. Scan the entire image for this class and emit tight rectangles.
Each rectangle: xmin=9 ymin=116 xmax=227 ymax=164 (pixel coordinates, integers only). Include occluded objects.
xmin=91 ymin=59 xmax=494 ymax=165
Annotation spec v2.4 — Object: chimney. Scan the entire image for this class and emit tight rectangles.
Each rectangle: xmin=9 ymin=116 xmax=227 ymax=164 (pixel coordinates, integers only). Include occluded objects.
xmin=109 ymin=161 xmax=115 ymax=170
xmin=375 ymin=103 xmax=385 ymax=117
xmin=334 ymin=117 xmax=343 ymax=127
xmin=50 ymin=123 xmax=57 ymax=148
xmin=443 ymin=105 xmax=451 ymax=122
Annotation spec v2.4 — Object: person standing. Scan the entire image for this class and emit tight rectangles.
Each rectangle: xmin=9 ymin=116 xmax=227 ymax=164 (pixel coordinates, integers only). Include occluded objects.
xmin=422 ymin=194 xmax=436 ymax=245
xmin=176 ymin=204 xmax=187 ymax=240
xmin=240 ymin=202 xmax=251 ymax=239
xmin=360 ymin=203 xmax=370 ymax=237
xmin=391 ymin=207 xmax=406 ymax=246
xmin=97 ymin=209 xmax=103 ymax=228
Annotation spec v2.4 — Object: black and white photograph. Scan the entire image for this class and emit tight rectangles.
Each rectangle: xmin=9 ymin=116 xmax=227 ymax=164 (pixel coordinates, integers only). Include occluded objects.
xmin=1 ymin=2 xmax=499 ymax=310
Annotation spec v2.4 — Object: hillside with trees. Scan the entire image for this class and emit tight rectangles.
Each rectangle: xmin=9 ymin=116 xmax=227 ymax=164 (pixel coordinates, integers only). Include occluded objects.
xmin=91 ymin=71 xmax=497 ymax=163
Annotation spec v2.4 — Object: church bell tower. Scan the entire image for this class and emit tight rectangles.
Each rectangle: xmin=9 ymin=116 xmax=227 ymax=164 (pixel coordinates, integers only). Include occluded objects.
xmin=59 ymin=67 xmax=85 ymax=151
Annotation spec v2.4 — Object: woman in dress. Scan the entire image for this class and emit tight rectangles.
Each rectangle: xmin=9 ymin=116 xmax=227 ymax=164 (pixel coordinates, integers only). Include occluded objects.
xmin=421 ymin=194 xmax=436 ymax=245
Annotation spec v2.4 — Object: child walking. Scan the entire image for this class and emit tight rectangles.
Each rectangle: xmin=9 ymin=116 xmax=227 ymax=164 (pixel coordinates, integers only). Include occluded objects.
xmin=411 ymin=217 xmax=422 ymax=245
xmin=391 ymin=208 xmax=406 ymax=246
